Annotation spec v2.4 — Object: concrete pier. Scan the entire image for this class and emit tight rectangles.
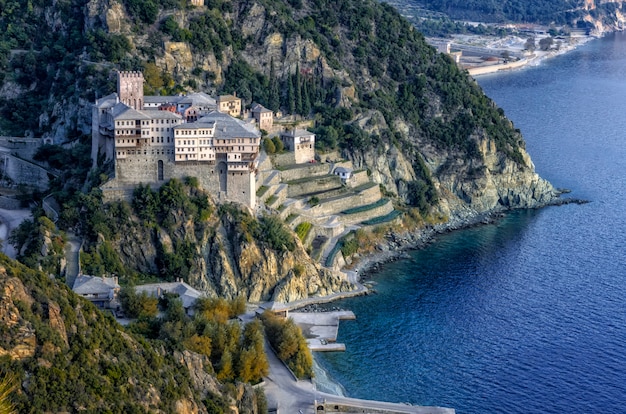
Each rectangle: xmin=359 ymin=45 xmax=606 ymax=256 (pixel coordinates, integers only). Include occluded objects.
xmin=290 ymin=311 xmax=355 ymax=351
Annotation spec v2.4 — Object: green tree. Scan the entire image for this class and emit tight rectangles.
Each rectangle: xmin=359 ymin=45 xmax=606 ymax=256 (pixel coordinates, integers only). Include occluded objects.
xmin=119 ymin=287 xmax=158 ymax=318
xmin=217 ymin=350 xmax=234 ymax=382
xmin=271 ymin=136 xmax=284 ymax=152
xmin=268 ymin=58 xmax=280 ymax=111
xmin=264 ymin=138 xmax=276 ymax=154
xmin=0 ymin=374 xmax=16 ymax=414
xmin=294 ymin=65 xmax=302 ymax=115
xmin=539 ymin=36 xmax=554 ymax=51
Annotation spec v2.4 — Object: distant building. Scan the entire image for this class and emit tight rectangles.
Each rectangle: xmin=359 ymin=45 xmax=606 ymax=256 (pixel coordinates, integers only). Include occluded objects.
xmin=134 ymin=281 xmax=205 ymax=315
xmin=72 ymin=275 xmax=120 ymax=309
xmin=217 ymin=94 xmax=242 ymax=117
xmin=333 ymin=166 xmax=353 ymax=184
xmin=189 ymin=0 xmax=203 ymax=5
xmin=250 ymin=103 xmax=274 ymax=131
xmin=280 ymin=129 xmax=315 ymax=164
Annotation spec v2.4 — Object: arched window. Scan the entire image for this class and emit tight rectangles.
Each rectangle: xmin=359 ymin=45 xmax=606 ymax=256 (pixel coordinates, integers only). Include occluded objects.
xmin=157 ymin=160 xmax=164 ymax=181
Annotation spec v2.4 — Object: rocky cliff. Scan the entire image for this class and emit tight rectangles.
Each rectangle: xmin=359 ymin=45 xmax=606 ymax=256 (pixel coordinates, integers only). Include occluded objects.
xmin=95 ymin=183 xmax=353 ymax=302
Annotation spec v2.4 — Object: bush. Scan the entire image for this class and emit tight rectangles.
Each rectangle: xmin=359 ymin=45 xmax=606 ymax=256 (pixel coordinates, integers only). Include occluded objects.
xmin=294 ymin=222 xmax=312 ymax=241
xmin=264 ymin=138 xmax=276 ymax=154
xmin=271 ymin=136 xmax=284 ymax=152
xmin=255 ymin=215 xmax=295 ymax=252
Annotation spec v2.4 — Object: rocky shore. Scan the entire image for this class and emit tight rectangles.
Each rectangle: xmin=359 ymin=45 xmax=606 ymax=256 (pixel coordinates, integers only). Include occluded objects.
xmin=349 ymin=195 xmax=588 ymax=282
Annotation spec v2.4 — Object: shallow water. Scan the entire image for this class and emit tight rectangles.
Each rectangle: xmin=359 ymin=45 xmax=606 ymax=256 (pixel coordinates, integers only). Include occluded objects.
xmin=315 ymin=32 xmax=626 ymax=413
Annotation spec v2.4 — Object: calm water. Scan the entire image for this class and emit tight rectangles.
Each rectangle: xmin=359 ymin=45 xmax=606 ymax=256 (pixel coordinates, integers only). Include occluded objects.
xmin=316 ymin=32 xmax=626 ymax=413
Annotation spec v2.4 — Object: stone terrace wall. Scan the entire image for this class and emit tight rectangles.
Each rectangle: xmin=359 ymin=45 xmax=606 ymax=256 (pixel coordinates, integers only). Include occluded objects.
xmin=308 ymin=185 xmax=381 ymax=216
xmin=278 ymin=163 xmax=330 ymax=181
xmin=287 ymin=175 xmax=342 ymax=197
xmin=339 ymin=199 xmax=394 ymax=225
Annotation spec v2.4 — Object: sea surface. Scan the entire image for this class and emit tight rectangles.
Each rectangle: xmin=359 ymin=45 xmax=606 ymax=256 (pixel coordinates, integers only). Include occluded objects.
xmin=315 ymin=32 xmax=626 ymax=413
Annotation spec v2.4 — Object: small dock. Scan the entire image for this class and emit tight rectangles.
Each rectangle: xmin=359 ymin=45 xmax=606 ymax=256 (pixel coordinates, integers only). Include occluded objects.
xmin=290 ymin=311 xmax=355 ymax=352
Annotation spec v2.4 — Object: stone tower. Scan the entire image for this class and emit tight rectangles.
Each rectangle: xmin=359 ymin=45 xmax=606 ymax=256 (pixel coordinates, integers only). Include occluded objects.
xmin=117 ymin=71 xmax=144 ymax=110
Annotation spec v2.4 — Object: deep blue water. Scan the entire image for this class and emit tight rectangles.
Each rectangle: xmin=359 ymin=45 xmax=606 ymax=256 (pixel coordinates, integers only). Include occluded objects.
xmin=316 ymin=32 xmax=626 ymax=413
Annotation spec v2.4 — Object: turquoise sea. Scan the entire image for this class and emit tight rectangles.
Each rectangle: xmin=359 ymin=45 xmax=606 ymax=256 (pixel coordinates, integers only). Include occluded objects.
xmin=315 ymin=32 xmax=626 ymax=413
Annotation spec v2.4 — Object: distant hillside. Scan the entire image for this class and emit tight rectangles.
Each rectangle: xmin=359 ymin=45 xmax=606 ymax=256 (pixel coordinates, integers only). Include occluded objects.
xmin=391 ymin=0 xmax=625 ymax=26
xmin=0 ymin=253 xmax=263 ymax=413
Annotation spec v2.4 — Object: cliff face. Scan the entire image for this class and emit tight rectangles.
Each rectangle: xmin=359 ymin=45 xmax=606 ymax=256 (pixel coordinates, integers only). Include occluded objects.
xmin=106 ymin=197 xmax=353 ymax=302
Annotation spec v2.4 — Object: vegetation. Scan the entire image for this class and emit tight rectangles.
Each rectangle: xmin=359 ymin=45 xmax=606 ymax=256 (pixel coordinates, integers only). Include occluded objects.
xmin=126 ymin=294 xmax=269 ymax=385
xmin=0 ymin=374 xmax=15 ymax=414
xmin=294 ymin=222 xmax=313 ymax=242
xmin=0 ymin=255 xmax=221 ymax=412
xmin=261 ymin=311 xmax=313 ymax=379
xmin=393 ymin=0 xmax=590 ymax=25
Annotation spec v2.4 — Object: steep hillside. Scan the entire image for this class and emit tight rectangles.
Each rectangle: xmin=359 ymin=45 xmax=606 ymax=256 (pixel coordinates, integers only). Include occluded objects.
xmin=0 ymin=253 xmax=262 ymax=413
xmin=1 ymin=0 xmax=563 ymax=222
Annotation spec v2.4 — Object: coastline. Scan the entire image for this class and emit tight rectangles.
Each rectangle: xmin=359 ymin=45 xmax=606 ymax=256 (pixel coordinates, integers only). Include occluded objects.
xmin=285 ymin=34 xmax=601 ymax=402
xmin=461 ymin=35 xmax=597 ymax=77
xmin=305 ymin=195 xmax=587 ymax=397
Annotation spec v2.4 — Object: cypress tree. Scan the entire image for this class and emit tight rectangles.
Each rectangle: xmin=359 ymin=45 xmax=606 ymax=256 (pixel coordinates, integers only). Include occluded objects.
xmin=294 ymin=64 xmax=302 ymax=115
xmin=302 ymin=77 xmax=311 ymax=116
xmin=269 ymin=58 xmax=280 ymax=111
xmin=287 ymin=73 xmax=296 ymax=114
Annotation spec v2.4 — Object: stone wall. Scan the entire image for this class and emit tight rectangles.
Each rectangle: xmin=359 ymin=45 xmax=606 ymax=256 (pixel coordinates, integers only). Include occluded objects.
xmin=348 ymin=170 xmax=370 ymax=187
xmin=4 ymin=156 xmax=50 ymax=191
xmin=338 ymin=199 xmax=394 ymax=225
xmin=294 ymin=143 xmax=315 ymax=164
xmin=105 ymin=153 xmax=254 ymax=207
xmin=0 ymin=196 xmax=22 ymax=210
xmin=308 ymin=184 xmax=381 ymax=216
xmin=287 ymin=175 xmax=342 ymax=197
xmin=0 ymin=137 xmax=42 ymax=159
xmin=278 ymin=163 xmax=330 ymax=181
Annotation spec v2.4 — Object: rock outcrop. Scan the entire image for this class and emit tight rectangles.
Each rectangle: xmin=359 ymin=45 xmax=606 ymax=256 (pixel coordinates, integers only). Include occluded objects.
xmin=108 ymin=200 xmax=354 ymax=302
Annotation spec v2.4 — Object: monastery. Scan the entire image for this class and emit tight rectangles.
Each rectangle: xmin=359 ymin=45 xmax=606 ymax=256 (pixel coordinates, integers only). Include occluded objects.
xmin=91 ymin=71 xmax=266 ymax=208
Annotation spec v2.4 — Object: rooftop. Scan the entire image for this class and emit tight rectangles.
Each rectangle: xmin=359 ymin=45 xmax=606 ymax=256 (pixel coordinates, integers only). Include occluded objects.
xmin=134 ymin=281 xmax=204 ymax=309
xmin=199 ymin=111 xmax=260 ymax=139
xmin=73 ymin=275 xmax=120 ymax=295
xmin=282 ymin=129 xmax=314 ymax=138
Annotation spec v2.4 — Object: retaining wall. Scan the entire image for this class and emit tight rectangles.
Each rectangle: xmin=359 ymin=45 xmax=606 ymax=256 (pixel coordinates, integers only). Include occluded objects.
xmin=287 ymin=175 xmax=342 ymax=197
xmin=339 ymin=200 xmax=394 ymax=225
xmin=308 ymin=185 xmax=381 ymax=216
xmin=278 ymin=163 xmax=330 ymax=181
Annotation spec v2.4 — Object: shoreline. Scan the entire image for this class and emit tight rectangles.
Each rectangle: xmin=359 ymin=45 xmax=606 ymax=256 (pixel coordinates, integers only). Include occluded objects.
xmin=304 ymin=196 xmax=587 ymax=398
xmin=460 ymin=34 xmax=597 ymax=77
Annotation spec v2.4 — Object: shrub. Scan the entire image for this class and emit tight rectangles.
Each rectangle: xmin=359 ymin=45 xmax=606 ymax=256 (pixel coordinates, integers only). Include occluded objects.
xmin=294 ymin=222 xmax=312 ymax=241
xmin=271 ymin=136 xmax=284 ymax=152
xmin=261 ymin=311 xmax=313 ymax=379
xmin=255 ymin=215 xmax=295 ymax=252
xmin=264 ymin=138 xmax=276 ymax=154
